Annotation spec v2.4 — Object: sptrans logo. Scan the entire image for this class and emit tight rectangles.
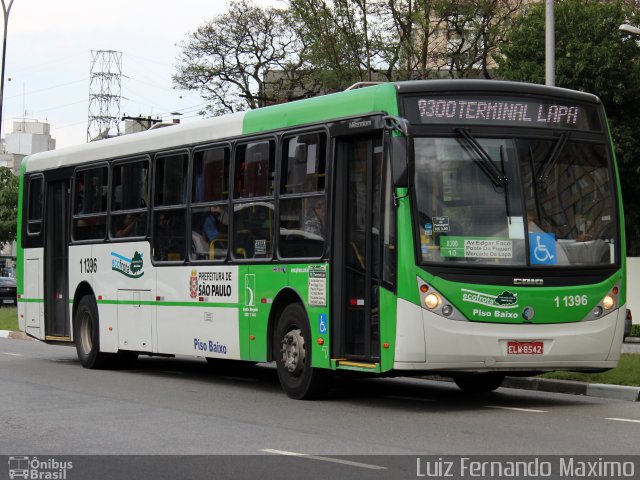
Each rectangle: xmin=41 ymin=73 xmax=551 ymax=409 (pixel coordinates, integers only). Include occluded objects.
xmin=8 ymin=456 xmax=73 ymax=479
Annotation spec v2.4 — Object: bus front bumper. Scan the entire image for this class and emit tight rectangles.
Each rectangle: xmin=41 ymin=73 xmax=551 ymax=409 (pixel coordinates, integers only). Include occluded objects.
xmin=393 ymin=298 xmax=626 ymax=372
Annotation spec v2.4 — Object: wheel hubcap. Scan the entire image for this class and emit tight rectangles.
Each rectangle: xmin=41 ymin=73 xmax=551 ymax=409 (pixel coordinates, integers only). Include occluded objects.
xmin=280 ymin=328 xmax=306 ymax=376
xmin=80 ymin=312 xmax=93 ymax=354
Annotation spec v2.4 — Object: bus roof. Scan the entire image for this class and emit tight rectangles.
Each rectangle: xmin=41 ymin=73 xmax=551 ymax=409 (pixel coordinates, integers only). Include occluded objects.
xmin=21 ymin=80 xmax=600 ymax=174
xmin=22 ymin=82 xmax=400 ymax=174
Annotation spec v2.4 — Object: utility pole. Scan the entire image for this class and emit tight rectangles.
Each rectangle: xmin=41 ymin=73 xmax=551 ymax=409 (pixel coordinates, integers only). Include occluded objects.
xmin=0 ymin=0 xmax=15 ymax=141
xmin=545 ymin=0 xmax=555 ymax=86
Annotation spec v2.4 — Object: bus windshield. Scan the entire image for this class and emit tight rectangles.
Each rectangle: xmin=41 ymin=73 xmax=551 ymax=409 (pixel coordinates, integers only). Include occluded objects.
xmin=414 ymin=135 xmax=618 ymax=267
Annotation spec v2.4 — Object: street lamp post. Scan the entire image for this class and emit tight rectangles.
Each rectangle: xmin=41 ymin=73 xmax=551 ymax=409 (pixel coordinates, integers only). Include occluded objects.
xmin=0 ymin=0 xmax=14 ymax=142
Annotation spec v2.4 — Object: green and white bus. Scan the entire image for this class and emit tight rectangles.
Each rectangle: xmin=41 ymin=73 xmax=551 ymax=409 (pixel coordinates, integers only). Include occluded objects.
xmin=17 ymin=80 xmax=627 ymax=399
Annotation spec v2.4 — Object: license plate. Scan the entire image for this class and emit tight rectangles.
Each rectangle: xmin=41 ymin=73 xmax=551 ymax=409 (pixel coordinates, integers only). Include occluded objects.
xmin=3 ymin=299 xmax=14 ymax=304
xmin=507 ymin=341 xmax=543 ymax=355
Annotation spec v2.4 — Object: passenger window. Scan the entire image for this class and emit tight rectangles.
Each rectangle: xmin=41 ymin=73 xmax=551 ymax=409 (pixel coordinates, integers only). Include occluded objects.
xmin=153 ymin=152 xmax=188 ymax=262
xmin=27 ymin=176 xmax=44 ymax=235
xmin=281 ymin=133 xmax=326 ymax=194
xmin=73 ymin=166 xmax=108 ymax=241
xmin=234 ymin=141 xmax=275 ymax=198
xmin=155 ymin=153 xmax=188 ymax=206
xmin=192 ymin=147 xmax=229 ymax=203
xmin=191 ymin=147 xmax=230 ymax=261
xmin=278 ymin=132 xmax=327 ymax=258
xmin=111 ymin=159 xmax=149 ymax=239
xmin=232 ymin=202 xmax=274 ymax=259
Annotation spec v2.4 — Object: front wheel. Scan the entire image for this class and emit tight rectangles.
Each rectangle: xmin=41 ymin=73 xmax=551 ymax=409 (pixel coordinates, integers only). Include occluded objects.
xmin=74 ymin=295 xmax=116 ymax=369
xmin=274 ymin=303 xmax=331 ymax=399
xmin=453 ymin=372 xmax=505 ymax=393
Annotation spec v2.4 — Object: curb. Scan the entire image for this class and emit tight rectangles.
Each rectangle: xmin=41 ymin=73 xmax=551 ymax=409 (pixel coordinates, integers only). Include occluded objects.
xmin=0 ymin=330 xmax=30 ymax=340
xmin=503 ymin=376 xmax=640 ymax=402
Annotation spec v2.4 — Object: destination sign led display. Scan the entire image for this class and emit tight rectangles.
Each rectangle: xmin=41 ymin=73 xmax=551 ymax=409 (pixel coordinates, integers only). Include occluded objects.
xmin=403 ymin=96 xmax=602 ymax=131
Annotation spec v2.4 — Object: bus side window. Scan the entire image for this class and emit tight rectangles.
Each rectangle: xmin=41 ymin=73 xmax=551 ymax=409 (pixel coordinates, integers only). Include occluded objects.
xmin=26 ymin=175 xmax=44 ymax=236
xmin=110 ymin=159 xmax=149 ymax=239
xmin=153 ymin=152 xmax=188 ymax=262
xmin=232 ymin=140 xmax=275 ymax=260
xmin=278 ymin=132 xmax=326 ymax=259
xmin=190 ymin=146 xmax=230 ymax=261
xmin=72 ymin=166 xmax=108 ymax=241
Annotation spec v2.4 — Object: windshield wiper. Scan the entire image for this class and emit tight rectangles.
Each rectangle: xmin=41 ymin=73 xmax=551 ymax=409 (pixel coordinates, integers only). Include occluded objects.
xmin=500 ymin=145 xmax=511 ymax=223
xmin=455 ymin=128 xmax=508 ymax=187
xmin=536 ymin=132 xmax=569 ymax=184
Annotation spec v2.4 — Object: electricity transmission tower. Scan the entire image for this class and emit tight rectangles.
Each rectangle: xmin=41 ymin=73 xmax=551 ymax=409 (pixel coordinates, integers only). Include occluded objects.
xmin=87 ymin=50 xmax=122 ymax=142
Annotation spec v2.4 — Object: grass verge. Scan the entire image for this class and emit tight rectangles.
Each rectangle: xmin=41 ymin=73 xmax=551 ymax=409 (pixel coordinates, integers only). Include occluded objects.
xmin=541 ymin=354 xmax=640 ymax=386
xmin=0 ymin=307 xmax=18 ymax=331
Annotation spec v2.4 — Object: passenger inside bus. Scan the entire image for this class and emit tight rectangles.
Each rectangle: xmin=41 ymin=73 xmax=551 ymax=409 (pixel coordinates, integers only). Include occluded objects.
xmin=156 ymin=211 xmax=185 ymax=261
xmin=114 ymin=212 xmax=141 ymax=238
xmin=192 ymin=207 xmax=228 ymax=260
xmin=304 ymin=198 xmax=325 ymax=238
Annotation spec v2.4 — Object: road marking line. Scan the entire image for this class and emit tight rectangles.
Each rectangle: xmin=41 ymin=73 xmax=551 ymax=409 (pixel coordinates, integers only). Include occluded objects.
xmin=606 ymin=418 xmax=640 ymax=424
xmin=484 ymin=405 xmax=547 ymax=413
xmin=384 ymin=395 xmax=435 ymax=402
xmin=2 ymin=352 xmax=23 ymax=357
xmin=260 ymin=449 xmax=387 ymax=470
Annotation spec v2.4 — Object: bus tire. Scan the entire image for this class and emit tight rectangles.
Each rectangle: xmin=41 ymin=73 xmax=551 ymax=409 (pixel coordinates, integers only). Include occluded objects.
xmin=453 ymin=372 xmax=505 ymax=393
xmin=274 ymin=303 xmax=330 ymax=400
xmin=74 ymin=295 xmax=115 ymax=369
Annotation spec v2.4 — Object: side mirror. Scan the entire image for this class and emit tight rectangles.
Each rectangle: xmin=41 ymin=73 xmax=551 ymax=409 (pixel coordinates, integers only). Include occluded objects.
xmin=384 ymin=116 xmax=411 ymax=188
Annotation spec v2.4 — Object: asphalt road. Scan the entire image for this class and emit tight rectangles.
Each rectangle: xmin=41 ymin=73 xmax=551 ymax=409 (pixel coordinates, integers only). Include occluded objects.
xmin=1 ymin=337 xmax=639 ymax=479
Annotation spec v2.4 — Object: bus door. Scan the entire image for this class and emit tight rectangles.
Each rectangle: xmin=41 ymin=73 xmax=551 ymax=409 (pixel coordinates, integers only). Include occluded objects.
xmin=44 ymin=179 xmax=71 ymax=339
xmin=332 ymin=133 xmax=384 ymax=363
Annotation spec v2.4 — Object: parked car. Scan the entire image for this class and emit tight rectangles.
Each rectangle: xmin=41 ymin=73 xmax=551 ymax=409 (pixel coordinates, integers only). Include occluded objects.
xmin=0 ymin=277 xmax=17 ymax=306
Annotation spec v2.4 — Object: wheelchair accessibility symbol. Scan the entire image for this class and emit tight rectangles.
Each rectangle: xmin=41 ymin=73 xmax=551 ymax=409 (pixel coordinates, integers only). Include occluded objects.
xmin=529 ymin=232 xmax=557 ymax=265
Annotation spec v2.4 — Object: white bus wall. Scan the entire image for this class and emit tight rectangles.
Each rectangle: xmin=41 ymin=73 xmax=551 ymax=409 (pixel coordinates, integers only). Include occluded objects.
xmin=21 ymin=248 xmax=45 ymax=339
xmin=627 ymin=257 xmax=639 ymax=324
xmin=70 ymin=242 xmax=243 ymax=360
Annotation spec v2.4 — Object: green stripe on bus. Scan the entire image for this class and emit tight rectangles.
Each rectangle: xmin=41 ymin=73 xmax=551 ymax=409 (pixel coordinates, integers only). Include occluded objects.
xmin=21 ymin=298 xmax=240 ymax=309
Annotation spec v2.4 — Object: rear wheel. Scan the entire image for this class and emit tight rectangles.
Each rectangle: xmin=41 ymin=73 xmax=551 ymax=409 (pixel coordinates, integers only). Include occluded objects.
xmin=453 ymin=372 xmax=505 ymax=393
xmin=74 ymin=295 xmax=116 ymax=369
xmin=274 ymin=303 xmax=330 ymax=399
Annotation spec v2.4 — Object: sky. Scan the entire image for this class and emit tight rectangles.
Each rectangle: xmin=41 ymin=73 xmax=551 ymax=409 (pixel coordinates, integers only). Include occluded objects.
xmin=2 ymin=0 xmax=284 ymax=148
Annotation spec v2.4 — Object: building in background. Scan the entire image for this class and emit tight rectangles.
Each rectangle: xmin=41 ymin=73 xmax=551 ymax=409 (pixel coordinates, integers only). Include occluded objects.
xmin=0 ymin=120 xmax=56 ymax=274
xmin=0 ymin=120 xmax=56 ymax=174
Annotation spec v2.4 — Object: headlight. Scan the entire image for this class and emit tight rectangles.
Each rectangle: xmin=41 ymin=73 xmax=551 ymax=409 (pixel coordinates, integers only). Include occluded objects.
xmin=424 ymin=293 xmax=440 ymax=309
xmin=602 ymin=295 xmax=615 ymax=310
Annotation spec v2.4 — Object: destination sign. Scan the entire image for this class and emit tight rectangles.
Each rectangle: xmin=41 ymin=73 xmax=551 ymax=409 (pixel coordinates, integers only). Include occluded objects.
xmin=403 ymin=96 xmax=601 ymax=131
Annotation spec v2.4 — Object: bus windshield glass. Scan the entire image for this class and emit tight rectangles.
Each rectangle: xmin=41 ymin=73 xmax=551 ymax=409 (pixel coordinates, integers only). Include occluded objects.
xmin=414 ymin=135 xmax=618 ymax=267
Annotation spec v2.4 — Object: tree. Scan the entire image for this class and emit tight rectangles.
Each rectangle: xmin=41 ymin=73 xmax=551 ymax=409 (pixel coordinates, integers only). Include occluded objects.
xmin=0 ymin=166 xmax=18 ymax=245
xmin=173 ymin=0 xmax=317 ymax=115
xmin=497 ymin=0 xmax=640 ymax=255
xmin=438 ymin=0 xmax=525 ymax=79
xmin=288 ymin=0 xmax=527 ymax=88
xmin=288 ymin=0 xmax=383 ymax=90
